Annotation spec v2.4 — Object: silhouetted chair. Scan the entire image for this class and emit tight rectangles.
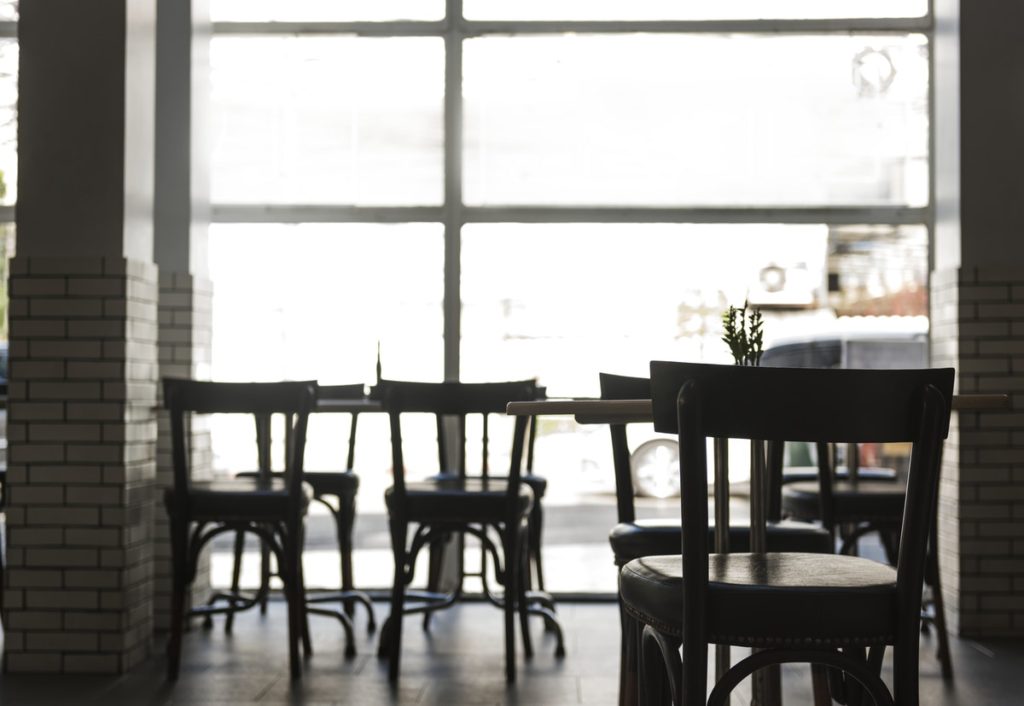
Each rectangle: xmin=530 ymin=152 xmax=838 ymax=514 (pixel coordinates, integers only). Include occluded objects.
xmin=601 ymin=373 xmax=833 ymax=706
xmin=780 ymin=440 xmax=954 ymax=680
xmin=620 ymin=362 xmax=952 ymax=706
xmin=375 ymin=379 xmax=563 ymax=683
xmin=231 ymin=383 xmax=375 ymax=654
xmin=163 ymin=378 xmax=317 ymax=680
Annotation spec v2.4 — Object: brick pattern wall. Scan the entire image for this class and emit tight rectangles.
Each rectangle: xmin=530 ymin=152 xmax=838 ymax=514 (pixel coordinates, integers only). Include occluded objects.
xmin=4 ymin=257 xmax=158 ymax=673
xmin=931 ymin=266 xmax=1024 ymax=637
xmin=154 ymin=271 xmax=212 ymax=631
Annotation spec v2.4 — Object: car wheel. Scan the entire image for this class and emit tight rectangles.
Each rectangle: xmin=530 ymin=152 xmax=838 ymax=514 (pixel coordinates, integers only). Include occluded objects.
xmin=630 ymin=438 xmax=680 ymax=498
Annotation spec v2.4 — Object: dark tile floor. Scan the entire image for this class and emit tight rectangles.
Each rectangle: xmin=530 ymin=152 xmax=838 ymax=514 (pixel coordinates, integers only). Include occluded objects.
xmin=0 ymin=599 xmax=1021 ymax=705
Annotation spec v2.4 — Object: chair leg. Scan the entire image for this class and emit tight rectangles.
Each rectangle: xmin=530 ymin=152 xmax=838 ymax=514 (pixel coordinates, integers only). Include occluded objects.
xmin=618 ymin=598 xmax=640 ymax=706
xmin=529 ymin=501 xmax=546 ymax=593
xmin=297 ymin=525 xmax=313 ymax=659
xmin=381 ymin=517 xmax=408 ymax=683
xmin=926 ymin=541 xmax=954 ymax=680
xmin=225 ymin=530 xmax=246 ymax=633
xmin=640 ymin=625 xmax=680 ymax=706
xmin=283 ymin=531 xmax=303 ymax=680
xmin=517 ymin=523 xmax=533 ymax=660
xmin=810 ymin=664 xmax=831 ymax=706
xmin=166 ymin=518 xmax=189 ymax=680
xmin=502 ymin=526 xmax=518 ymax=683
xmin=338 ymin=492 xmax=357 ymax=618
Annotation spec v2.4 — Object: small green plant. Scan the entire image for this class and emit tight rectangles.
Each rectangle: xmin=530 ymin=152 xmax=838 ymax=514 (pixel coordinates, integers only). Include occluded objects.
xmin=721 ymin=300 xmax=764 ymax=366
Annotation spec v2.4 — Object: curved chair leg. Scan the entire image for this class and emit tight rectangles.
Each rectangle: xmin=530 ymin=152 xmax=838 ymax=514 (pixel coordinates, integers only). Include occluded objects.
xmin=639 ymin=625 xmax=680 ymax=706
xmin=618 ymin=604 xmax=641 ymax=706
xmin=528 ymin=501 xmax=546 ymax=593
xmin=337 ymin=492 xmax=357 ymax=618
xmin=925 ymin=527 xmax=954 ymax=680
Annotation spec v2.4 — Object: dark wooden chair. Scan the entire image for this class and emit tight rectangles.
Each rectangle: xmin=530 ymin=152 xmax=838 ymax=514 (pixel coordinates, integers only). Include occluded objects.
xmin=374 ymin=379 xmax=563 ymax=683
xmin=230 ymin=383 xmax=376 ymax=654
xmin=162 ymin=378 xmax=318 ymax=680
xmin=619 ymin=362 xmax=953 ymax=706
xmin=601 ymin=373 xmax=833 ymax=706
xmin=780 ymin=440 xmax=954 ymax=680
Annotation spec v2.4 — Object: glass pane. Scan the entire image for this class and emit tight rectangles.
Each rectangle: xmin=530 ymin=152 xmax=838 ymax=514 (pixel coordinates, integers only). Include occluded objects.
xmin=0 ymin=2 xmax=16 ymax=21
xmin=211 ymin=37 xmax=444 ymax=205
xmin=464 ymin=0 xmax=927 ymax=21
xmin=212 ymin=0 xmax=443 ymax=22
xmin=0 ymin=39 xmax=17 ymax=206
xmin=464 ymin=34 xmax=929 ymax=207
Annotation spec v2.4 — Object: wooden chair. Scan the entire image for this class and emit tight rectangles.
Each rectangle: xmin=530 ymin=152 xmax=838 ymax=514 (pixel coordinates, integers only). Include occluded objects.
xmin=601 ymin=373 xmax=833 ymax=706
xmin=375 ymin=379 xmax=563 ymax=683
xmin=162 ymin=378 xmax=317 ymax=680
xmin=780 ymin=440 xmax=954 ymax=680
xmin=230 ymin=383 xmax=376 ymax=655
xmin=619 ymin=362 xmax=953 ymax=705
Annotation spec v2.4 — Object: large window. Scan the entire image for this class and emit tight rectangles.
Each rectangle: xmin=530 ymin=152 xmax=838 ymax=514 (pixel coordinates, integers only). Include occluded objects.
xmin=209 ymin=3 xmax=934 ymax=593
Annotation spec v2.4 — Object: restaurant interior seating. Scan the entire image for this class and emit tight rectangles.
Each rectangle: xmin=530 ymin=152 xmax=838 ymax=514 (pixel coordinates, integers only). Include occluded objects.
xmin=374 ymin=379 xmax=563 ymax=683
xmin=620 ymin=361 xmax=953 ymax=706
xmin=600 ymin=372 xmax=833 ymax=705
xmin=780 ymin=441 xmax=954 ymax=680
xmin=231 ymin=383 xmax=376 ymax=653
xmin=162 ymin=378 xmax=318 ymax=680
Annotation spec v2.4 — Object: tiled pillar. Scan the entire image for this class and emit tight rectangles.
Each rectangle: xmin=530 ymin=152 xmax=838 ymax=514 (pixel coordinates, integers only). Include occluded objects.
xmin=4 ymin=257 xmax=158 ymax=672
xmin=931 ymin=267 xmax=1024 ymax=636
xmin=153 ymin=273 xmax=212 ymax=631
xmin=7 ymin=0 xmax=159 ymax=672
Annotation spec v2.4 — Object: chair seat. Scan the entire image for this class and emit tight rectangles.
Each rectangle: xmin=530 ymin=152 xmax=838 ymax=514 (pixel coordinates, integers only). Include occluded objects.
xmin=781 ymin=465 xmax=898 ymax=484
xmin=783 ymin=480 xmax=905 ymax=523
xmin=166 ymin=477 xmax=314 ymax=522
xmin=609 ymin=518 xmax=832 ymax=565
xmin=237 ymin=470 xmax=359 ymax=498
xmin=429 ymin=471 xmax=547 ymax=498
xmin=620 ymin=552 xmax=898 ymax=647
xmin=385 ymin=477 xmax=533 ymax=524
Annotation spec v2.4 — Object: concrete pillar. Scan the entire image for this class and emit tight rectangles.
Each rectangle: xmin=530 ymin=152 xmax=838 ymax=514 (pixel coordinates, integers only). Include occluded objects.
xmin=4 ymin=0 xmax=158 ymax=673
xmin=932 ymin=0 xmax=1024 ymax=637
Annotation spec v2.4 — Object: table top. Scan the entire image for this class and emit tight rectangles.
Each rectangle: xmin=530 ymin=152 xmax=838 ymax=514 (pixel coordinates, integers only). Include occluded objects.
xmin=507 ymin=393 xmax=1010 ymax=424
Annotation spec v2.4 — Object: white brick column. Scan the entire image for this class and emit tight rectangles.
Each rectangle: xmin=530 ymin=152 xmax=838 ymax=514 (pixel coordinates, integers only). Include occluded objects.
xmin=931 ymin=266 xmax=1024 ymax=636
xmin=154 ymin=272 xmax=212 ymax=631
xmin=4 ymin=257 xmax=158 ymax=673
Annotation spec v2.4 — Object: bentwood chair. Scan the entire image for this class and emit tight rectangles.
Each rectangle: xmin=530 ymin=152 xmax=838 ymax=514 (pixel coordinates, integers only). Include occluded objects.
xmin=620 ymin=362 xmax=953 ymax=706
xmin=231 ymin=383 xmax=376 ymax=654
xmin=375 ymin=379 xmax=562 ymax=683
xmin=601 ymin=373 xmax=832 ymax=706
xmin=163 ymin=379 xmax=317 ymax=680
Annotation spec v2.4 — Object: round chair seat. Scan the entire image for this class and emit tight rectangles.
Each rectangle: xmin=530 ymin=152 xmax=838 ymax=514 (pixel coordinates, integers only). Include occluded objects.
xmin=166 ymin=477 xmax=314 ymax=522
xmin=782 ymin=480 xmax=905 ymax=523
xmin=620 ymin=552 xmax=898 ymax=647
xmin=609 ymin=518 xmax=832 ymax=565
xmin=782 ymin=465 xmax=898 ymax=484
xmin=385 ymin=477 xmax=534 ymax=524
xmin=237 ymin=470 xmax=359 ymax=498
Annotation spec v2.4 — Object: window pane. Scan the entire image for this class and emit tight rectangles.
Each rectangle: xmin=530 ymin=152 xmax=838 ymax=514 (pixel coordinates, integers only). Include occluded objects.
xmin=211 ymin=37 xmax=444 ymax=205
xmin=0 ymin=2 xmax=16 ymax=21
xmin=464 ymin=34 xmax=928 ymax=207
xmin=0 ymin=39 xmax=16 ymax=206
xmin=212 ymin=0 xmax=443 ymax=22
xmin=210 ymin=223 xmax=444 ymax=384
xmin=464 ymin=0 xmax=927 ymax=21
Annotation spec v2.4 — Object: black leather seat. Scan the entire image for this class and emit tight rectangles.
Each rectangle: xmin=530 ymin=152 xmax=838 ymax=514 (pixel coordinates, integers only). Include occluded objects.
xmin=619 ymin=362 xmax=953 ymax=706
xmin=784 ymin=478 xmax=906 ymax=526
xmin=601 ymin=373 xmax=832 ymax=706
xmin=162 ymin=378 xmax=318 ymax=681
xmin=375 ymin=379 xmax=564 ymax=683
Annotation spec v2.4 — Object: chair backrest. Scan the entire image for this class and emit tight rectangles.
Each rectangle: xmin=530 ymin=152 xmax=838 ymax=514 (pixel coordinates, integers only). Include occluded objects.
xmin=377 ymin=379 xmax=538 ymax=498
xmin=599 ymin=372 xmax=652 ymax=524
xmin=649 ymin=361 xmax=953 ymax=646
xmin=163 ymin=378 xmax=318 ymax=516
xmin=318 ymin=383 xmax=367 ymax=470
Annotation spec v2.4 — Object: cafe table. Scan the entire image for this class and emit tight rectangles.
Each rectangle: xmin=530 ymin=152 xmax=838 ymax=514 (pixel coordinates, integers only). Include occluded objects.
xmin=506 ymin=392 xmax=1008 ymax=705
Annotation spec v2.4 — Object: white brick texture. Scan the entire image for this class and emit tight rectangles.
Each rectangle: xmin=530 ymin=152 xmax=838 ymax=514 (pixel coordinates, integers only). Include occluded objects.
xmin=932 ymin=266 xmax=1024 ymax=637
xmin=4 ymin=256 xmax=158 ymax=673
